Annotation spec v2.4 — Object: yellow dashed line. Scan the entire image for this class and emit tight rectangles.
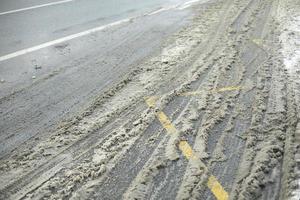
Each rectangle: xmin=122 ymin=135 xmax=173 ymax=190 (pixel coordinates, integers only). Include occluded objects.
xmin=215 ymin=86 xmax=241 ymax=92
xmin=178 ymin=140 xmax=198 ymax=160
xmin=157 ymin=111 xmax=178 ymax=134
xmin=145 ymin=95 xmax=229 ymax=200
xmin=208 ymin=176 xmax=229 ymax=200
xmin=179 ymin=91 xmax=203 ymax=96
xmin=251 ymin=38 xmax=272 ymax=53
xmin=179 ymin=86 xmax=241 ymax=96
xmin=252 ymin=38 xmax=263 ymax=46
xmin=145 ymin=96 xmax=159 ymax=108
xmin=145 ymin=97 xmax=178 ymax=134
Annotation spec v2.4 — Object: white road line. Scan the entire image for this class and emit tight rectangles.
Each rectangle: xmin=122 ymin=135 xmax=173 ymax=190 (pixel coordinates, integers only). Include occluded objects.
xmin=0 ymin=0 xmax=206 ymax=62
xmin=146 ymin=4 xmax=179 ymax=16
xmin=0 ymin=18 xmax=130 ymax=62
xmin=0 ymin=0 xmax=74 ymax=16
xmin=147 ymin=0 xmax=206 ymax=16
xmin=178 ymin=0 xmax=207 ymax=10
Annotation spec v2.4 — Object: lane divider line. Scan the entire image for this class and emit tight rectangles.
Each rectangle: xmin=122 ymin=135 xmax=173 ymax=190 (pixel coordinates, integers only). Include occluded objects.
xmin=216 ymin=86 xmax=241 ymax=92
xmin=0 ymin=0 xmax=74 ymax=16
xmin=145 ymin=97 xmax=198 ymax=160
xmin=179 ymin=86 xmax=241 ymax=96
xmin=157 ymin=111 xmax=178 ymax=134
xmin=0 ymin=18 xmax=130 ymax=62
xmin=178 ymin=140 xmax=198 ymax=160
xmin=147 ymin=0 xmax=207 ymax=14
xmin=146 ymin=4 xmax=179 ymax=16
xmin=208 ymin=176 xmax=229 ymax=200
xmin=178 ymin=0 xmax=208 ymax=10
xmin=0 ymin=0 xmax=210 ymax=62
xmin=145 ymin=92 xmax=229 ymax=200
xmin=251 ymin=38 xmax=274 ymax=53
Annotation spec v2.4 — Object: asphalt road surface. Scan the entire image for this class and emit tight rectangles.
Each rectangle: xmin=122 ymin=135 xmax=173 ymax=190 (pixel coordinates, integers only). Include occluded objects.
xmin=0 ymin=0 xmax=300 ymax=200
xmin=0 ymin=0 xmax=195 ymax=156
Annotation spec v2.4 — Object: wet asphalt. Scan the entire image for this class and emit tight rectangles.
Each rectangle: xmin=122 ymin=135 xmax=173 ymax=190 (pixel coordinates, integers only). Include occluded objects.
xmin=0 ymin=0 xmax=192 ymax=156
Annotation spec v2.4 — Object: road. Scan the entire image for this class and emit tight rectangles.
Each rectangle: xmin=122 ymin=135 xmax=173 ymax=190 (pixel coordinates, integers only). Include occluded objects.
xmin=0 ymin=0 xmax=196 ymax=156
xmin=0 ymin=0 xmax=300 ymax=199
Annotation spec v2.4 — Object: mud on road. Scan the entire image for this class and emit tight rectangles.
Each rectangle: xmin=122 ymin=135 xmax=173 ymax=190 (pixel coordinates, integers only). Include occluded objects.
xmin=0 ymin=0 xmax=300 ymax=199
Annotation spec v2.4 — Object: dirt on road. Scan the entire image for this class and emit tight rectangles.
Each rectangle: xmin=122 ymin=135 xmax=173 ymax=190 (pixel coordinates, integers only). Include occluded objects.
xmin=0 ymin=0 xmax=300 ymax=199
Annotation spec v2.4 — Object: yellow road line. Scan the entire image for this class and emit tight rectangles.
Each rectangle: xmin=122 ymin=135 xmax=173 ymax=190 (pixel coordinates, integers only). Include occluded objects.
xmin=179 ymin=91 xmax=203 ymax=96
xmin=251 ymin=38 xmax=272 ymax=53
xmin=145 ymin=96 xmax=159 ymax=108
xmin=252 ymin=38 xmax=263 ymax=46
xmin=215 ymin=86 xmax=241 ymax=92
xmin=178 ymin=140 xmax=198 ymax=160
xmin=145 ymin=96 xmax=228 ymax=200
xmin=208 ymin=176 xmax=229 ymax=200
xmin=179 ymin=86 xmax=241 ymax=96
xmin=145 ymin=96 xmax=178 ymax=134
xmin=157 ymin=112 xmax=178 ymax=134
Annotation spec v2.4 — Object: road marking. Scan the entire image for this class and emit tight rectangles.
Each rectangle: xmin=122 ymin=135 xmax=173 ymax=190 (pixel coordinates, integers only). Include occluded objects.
xmin=0 ymin=0 xmax=210 ymax=62
xmin=0 ymin=18 xmax=130 ymax=62
xmin=147 ymin=0 xmax=209 ymax=16
xmin=0 ymin=0 xmax=74 ymax=16
xmin=157 ymin=111 xmax=178 ymax=134
xmin=252 ymin=38 xmax=263 ymax=46
xmin=178 ymin=86 xmax=241 ymax=96
xmin=146 ymin=98 xmax=197 ymax=160
xmin=146 ymin=96 xmax=178 ymax=133
xmin=251 ymin=38 xmax=273 ymax=53
xmin=216 ymin=86 xmax=241 ymax=92
xmin=144 ymin=96 xmax=159 ymax=108
xmin=178 ymin=0 xmax=203 ymax=10
xmin=178 ymin=140 xmax=198 ymax=160
xmin=145 ymin=96 xmax=228 ymax=200
xmin=146 ymin=86 xmax=241 ymax=106
xmin=147 ymin=5 xmax=179 ymax=16
xmin=208 ymin=176 xmax=229 ymax=200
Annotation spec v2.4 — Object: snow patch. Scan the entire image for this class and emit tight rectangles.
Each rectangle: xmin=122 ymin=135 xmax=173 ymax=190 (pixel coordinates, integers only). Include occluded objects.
xmin=280 ymin=16 xmax=300 ymax=73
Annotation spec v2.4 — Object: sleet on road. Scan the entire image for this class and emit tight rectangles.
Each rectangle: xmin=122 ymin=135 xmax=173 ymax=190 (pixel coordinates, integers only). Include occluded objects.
xmin=1 ymin=0 xmax=300 ymax=200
